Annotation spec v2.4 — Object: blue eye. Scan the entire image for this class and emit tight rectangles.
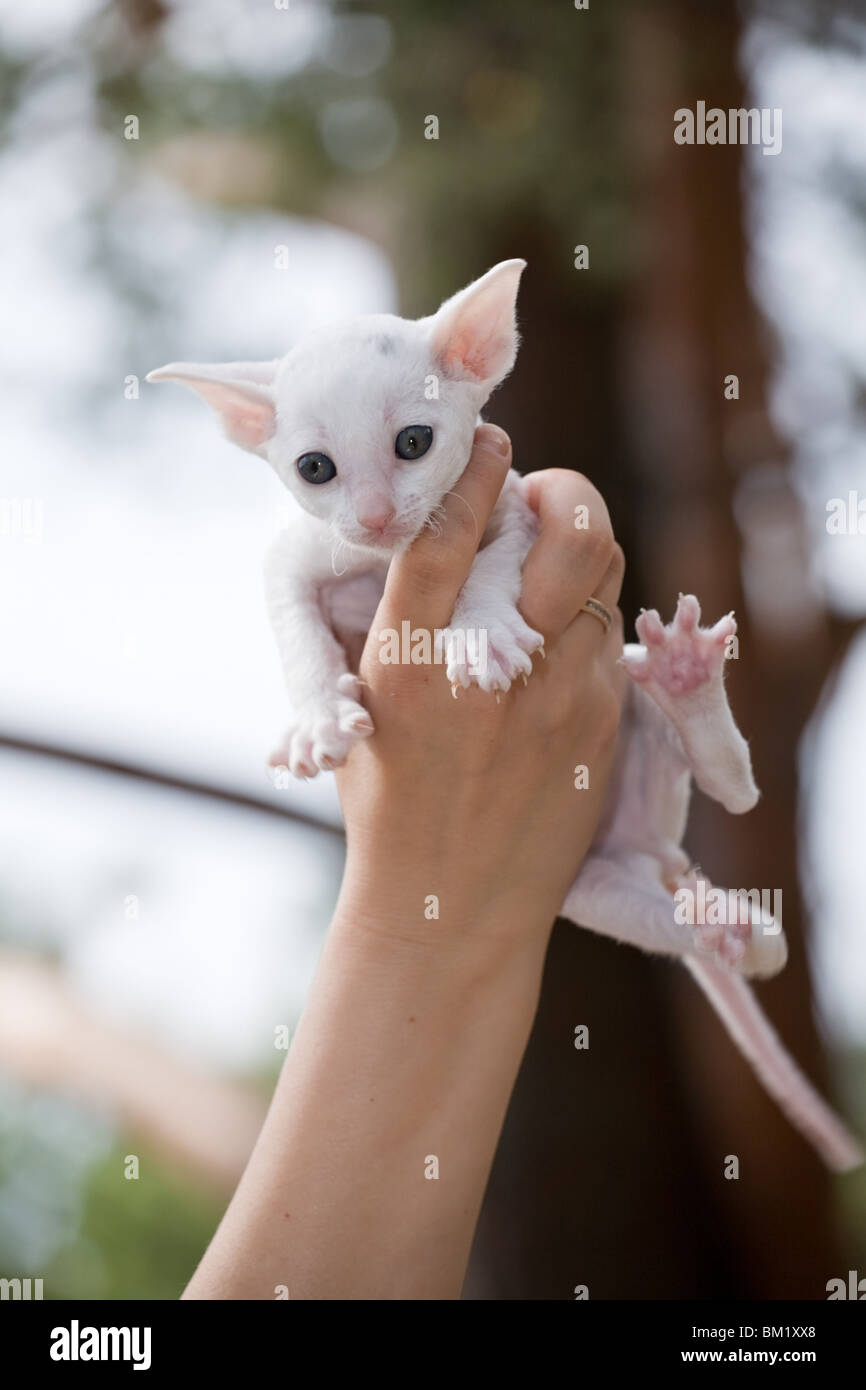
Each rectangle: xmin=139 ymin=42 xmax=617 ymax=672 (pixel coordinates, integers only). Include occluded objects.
xmin=297 ymin=452 xmax=336 ymax=484
xmin=395 ymin=425 xmax=433 ymax=461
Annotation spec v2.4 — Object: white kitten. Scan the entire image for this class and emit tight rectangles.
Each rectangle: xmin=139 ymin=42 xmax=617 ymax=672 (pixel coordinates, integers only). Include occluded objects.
xmin=148 ymin=260 xmax=861 ymax=1172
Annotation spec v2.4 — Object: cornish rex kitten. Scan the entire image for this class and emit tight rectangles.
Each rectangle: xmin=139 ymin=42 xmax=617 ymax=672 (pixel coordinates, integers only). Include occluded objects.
xmin=148 ymin=260 xmax=861 ymax=1172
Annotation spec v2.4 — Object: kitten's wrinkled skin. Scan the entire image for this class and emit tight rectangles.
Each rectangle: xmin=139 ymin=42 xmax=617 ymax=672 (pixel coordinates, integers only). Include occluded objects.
xmin=148 ymin=261 xmax=861 ymax=1172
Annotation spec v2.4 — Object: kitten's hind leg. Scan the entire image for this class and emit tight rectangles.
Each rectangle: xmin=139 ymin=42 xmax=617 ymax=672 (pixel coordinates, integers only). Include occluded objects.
xmin=562 ymin=852 xmax=706 ymax=962
xmin=621 ymin=594 xmax=758 ymax=814
xmin=562 ymin=854 xmax=786 ymax=978
xmin=560 ymin=859 xmax=861 ymax=1171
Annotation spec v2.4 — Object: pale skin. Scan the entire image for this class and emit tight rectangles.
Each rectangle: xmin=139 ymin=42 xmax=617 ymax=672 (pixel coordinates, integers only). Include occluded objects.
xmin=183 ymin=424 xmax=626 ymax=1300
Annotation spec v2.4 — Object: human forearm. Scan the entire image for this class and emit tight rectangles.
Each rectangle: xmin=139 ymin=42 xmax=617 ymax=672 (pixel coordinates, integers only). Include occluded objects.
xmin=183 ymin=902 xmax=548 ymax=1300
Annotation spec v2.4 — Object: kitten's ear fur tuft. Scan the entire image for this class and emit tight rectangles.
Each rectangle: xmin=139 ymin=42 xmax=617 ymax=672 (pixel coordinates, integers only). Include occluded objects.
xmin=429 ymin=259 xmax=526 ymax=392
xmin=146 ymin=360 xmax=279 ymax=454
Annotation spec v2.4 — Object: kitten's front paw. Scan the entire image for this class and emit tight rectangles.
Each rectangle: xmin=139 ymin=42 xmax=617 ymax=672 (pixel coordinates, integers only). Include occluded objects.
xmin=269 ymin=674 xmax=374 ymax=778
xmin=445 ymin=605 xmax=544 ymax=695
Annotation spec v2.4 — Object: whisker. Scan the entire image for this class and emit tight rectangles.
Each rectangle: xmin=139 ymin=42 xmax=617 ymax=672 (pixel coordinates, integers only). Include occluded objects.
xmin=442 ymin=489 xmax=480 ymax=542
xmin=422 ymin=501 xmax=447 ymax=540
xmin=330 ymin=531 xmax=349 ymax=577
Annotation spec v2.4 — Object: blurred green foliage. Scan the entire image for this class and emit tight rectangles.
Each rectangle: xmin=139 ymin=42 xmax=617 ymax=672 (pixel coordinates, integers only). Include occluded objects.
xmin=63 ymin=0 xmax=635 ymax=309
xmin=44 ymin=1143 xmax=224 ymax=1300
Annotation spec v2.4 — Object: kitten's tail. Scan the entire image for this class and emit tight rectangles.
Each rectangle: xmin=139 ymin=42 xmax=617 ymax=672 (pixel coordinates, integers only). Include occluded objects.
xmin=685 ymin=955 xmax=863 ymax=1173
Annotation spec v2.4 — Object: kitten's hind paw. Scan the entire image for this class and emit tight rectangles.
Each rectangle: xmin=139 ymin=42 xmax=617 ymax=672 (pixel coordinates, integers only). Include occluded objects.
xmin=679 ymin=870 xmax=788 ymax=979
xmin=624 ymin=594 xmax=735 ymax=698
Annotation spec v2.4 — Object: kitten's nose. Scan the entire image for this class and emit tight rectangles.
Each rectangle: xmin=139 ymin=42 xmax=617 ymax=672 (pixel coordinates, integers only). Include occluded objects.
xmin=358 ymin=506 xmax=396 ymax=534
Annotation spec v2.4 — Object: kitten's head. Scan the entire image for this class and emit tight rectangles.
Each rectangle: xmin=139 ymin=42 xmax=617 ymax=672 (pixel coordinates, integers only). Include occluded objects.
xmin=147 ymin=259 xmax=525 ymax=554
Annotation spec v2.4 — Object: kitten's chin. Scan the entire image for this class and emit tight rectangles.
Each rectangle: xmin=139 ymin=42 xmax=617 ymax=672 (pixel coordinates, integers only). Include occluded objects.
xmin=342 ymin=522 xmax=420 ymax=556
xmin=343 ymin=531 xmax=403 ymax=557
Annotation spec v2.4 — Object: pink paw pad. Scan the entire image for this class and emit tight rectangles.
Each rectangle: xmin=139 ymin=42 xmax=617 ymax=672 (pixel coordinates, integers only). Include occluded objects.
xmin=680 ymin=871 xmax=754 ymax=969
xmin=627 ymin=595 xmax=735 ymax=697
xmin=694 ymin=923 xmax=749 ymax=967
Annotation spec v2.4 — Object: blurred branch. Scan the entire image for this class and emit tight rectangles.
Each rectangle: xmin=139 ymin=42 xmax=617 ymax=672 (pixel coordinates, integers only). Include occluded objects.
xmin=0 ymin=733 xmax=344 ymax=840
xmin=0 ymin=953 xmax=266 ymax=1192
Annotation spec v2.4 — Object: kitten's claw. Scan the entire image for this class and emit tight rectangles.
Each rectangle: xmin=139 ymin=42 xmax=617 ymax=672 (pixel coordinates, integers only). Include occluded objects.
xmin=451 ymin=683 xmax=460 ymax=700
xmin=443 ymin=606 xmax=543 ymax=695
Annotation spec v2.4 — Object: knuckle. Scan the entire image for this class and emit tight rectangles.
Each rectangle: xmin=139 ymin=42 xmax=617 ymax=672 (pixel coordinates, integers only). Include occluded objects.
xmin=573 ymin=520 xmax=615 ymax=578
xmin=561 ymin=522 xmax=617 ymax=586
xmin=546 ymin=466 xmax=592 ymax=494
xmin=566 ymin=471 xmax=608 ymax=514
xmin=555 ymin=477 xmax=617 ymax=577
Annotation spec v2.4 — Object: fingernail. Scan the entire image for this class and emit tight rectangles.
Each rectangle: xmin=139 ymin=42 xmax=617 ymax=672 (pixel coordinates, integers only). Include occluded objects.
xmin=477 ymin=423 xmax=510 ymax=457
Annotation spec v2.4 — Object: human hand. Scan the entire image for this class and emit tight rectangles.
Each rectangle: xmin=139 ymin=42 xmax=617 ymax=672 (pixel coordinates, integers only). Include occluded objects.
xmin=334 ymin=423 xmax=625 ymax=953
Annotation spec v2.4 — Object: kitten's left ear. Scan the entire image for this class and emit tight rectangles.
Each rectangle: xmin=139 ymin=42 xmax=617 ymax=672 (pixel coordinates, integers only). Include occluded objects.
xmin=428 ymin=259 xmax=526 ymax=391
xmin=146 ymin=360 xmax=279 ymax=454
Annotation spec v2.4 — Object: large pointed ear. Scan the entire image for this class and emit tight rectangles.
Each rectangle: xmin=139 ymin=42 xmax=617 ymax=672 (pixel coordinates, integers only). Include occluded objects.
xmin=146 ymin=360 xmax=279 ymax=454
xmin=428 ymin=259 xmax=526 ymax=391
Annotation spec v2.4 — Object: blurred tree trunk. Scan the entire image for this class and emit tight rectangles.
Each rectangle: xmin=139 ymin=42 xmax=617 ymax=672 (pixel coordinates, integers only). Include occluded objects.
xmin=464 ymin=0 xmax=847 ymax=1299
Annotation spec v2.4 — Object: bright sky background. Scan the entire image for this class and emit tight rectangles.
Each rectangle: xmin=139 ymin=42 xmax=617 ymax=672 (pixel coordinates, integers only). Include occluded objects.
xmin=0 ymin=0 xmax=393 ymax=1070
